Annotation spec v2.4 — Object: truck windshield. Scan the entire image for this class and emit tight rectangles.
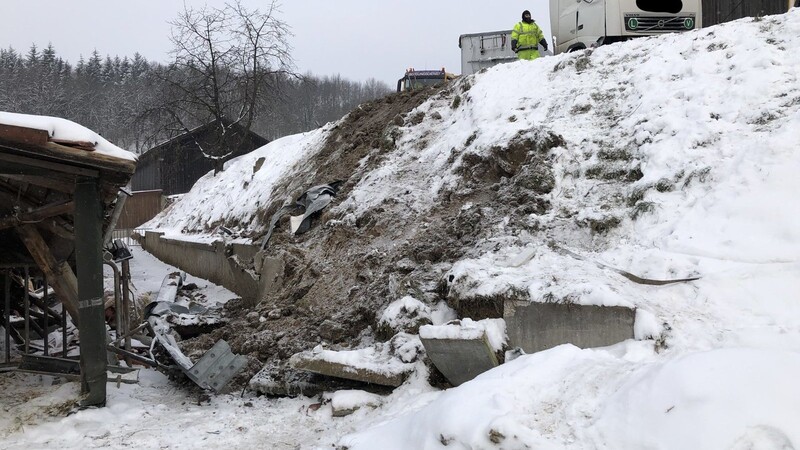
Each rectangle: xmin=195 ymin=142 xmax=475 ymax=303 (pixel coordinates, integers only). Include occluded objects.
xmin=636 ymin=0 xmax=683 ymax=14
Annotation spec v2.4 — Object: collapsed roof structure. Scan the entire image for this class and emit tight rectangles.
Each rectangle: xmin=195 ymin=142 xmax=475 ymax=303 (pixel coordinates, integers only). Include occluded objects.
xmin=0 ymin=111 xmax=136 ymax=406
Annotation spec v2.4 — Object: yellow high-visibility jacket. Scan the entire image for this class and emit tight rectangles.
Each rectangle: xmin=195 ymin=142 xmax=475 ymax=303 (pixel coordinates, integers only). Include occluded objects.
xmin=511 ymin=21 xmax=544 ymax=60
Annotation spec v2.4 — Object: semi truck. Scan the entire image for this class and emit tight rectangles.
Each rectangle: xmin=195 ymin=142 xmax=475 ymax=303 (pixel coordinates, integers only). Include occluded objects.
xmin=458 ymin=0 xmax=702 ymax=74
xmin=550 ymin=0 xmax=702 ymax=54
xmin=396 ymin=68 xmax=457 ymax=92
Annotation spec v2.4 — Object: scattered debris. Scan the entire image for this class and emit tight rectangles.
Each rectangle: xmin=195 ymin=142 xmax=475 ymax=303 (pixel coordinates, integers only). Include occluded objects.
xmin=153 ymin=318 xmax=246 ymax=393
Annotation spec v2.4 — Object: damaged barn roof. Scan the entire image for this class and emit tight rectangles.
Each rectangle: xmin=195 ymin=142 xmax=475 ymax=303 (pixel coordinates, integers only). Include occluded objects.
xmin=0 ymin=111 xmax=137 ymax=266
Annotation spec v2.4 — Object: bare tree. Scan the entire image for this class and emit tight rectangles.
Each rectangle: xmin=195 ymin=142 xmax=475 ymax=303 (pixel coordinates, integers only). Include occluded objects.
xmin=159 ymin=0 xmax=294 ymax=173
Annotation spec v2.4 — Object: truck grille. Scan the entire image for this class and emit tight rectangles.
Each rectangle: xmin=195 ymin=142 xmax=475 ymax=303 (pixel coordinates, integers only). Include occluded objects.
xmin=624 ymin=15 xmax=697 ymax=33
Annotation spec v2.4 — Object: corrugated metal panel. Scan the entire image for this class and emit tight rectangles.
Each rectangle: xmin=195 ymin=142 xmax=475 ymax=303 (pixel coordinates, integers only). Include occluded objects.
xmin=116 ymin=190 xmax=164 ymax=229
xmin=704 ymin=0 xmax=788 ymax=26
xmin=130 ymin=158 xmax=160 ymax=192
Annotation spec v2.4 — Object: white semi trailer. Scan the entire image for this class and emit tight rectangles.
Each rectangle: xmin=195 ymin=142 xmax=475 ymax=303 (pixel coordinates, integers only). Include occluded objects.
xmin=458 ymin=30 xmax=518 ymax=76
xmin=550 ymin=0 xmax=702 ymax=54
xmin=458 ymin=1 xmax=702 ymax=74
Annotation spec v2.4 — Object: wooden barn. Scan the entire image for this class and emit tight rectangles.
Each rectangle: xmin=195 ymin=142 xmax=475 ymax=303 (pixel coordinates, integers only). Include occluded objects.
xmin=131 ymin=120 xmax=268 ymax=196
xmin=703 ymin=0 xmax=793 ymax=26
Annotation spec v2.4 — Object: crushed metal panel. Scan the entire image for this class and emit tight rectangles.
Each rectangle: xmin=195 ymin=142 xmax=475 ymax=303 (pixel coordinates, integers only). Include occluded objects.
xmin=147 ymin=315 xmax=246 ymax=393
xmin=186 ymin=340 xmax=248 ymax=393
xmin=17 ymin=354 xmax=80 ymax=376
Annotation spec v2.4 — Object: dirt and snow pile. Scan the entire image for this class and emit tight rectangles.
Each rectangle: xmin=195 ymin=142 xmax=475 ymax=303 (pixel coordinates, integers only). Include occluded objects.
xmin=134 ymin=11 xmax=800 ymax=448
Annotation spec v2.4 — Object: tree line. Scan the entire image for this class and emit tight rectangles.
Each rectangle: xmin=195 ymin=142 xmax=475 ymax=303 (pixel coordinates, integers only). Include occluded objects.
xmin=0 ymin=30 xmax=390 ymax=154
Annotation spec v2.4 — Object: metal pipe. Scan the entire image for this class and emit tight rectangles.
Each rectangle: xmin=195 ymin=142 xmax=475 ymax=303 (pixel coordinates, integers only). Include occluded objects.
xmin=62 ymin=296 xmax=67 ymax=357
xmin=102 ymin=190 xmax=130 ymax=246
xmin=121 ymin=259 xmax=132 ymax=353
xmin=43 ymin=276 xmax=48 ymax=356
xmin=103 ymin=261 xmax=122 ymax=342
xmin=4 ymin=270 xmax=10 ymax=363
xmin=24 ymin=267 xmax=30 ymax=355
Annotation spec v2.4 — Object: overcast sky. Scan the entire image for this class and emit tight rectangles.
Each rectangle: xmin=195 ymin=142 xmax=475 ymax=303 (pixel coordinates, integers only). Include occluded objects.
xmin=0 ymin=1 xmax=551 ymax=87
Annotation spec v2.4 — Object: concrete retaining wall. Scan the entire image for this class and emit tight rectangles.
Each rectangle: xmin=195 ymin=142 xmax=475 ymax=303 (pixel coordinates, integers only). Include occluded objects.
xmin=137 ymin=231 xmax=260 ymax=302
xmin=504 ymin=300 xmax=635 ymax=353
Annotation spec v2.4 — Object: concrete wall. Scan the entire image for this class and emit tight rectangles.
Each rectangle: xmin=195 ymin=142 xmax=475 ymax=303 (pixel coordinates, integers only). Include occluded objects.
xmin=138 ymin=231 xmax=260 ymax=302
xmin=504 ymin=300 xmax=635 ymax=353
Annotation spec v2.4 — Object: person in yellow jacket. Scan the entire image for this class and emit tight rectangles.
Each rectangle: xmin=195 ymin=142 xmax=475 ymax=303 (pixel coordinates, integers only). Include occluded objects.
xmin=511 ymin=10 xmax=548 ymax=60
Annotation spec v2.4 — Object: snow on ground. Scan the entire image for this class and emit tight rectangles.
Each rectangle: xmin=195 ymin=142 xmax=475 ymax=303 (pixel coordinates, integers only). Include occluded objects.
xmin=3 ymin=10 xmax=800 ymax=450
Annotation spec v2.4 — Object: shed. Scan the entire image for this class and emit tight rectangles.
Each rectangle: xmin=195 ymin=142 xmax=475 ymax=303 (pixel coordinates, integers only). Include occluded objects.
xmin=0 ymin=111 xmax=136 ymax=407
xmin=131 ymin=120 xmax=268 ymax=195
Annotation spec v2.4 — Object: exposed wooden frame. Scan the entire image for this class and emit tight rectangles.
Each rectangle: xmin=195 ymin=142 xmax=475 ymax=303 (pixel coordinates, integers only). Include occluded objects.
xmin=15 ymin=224 xmax=80 ymax=323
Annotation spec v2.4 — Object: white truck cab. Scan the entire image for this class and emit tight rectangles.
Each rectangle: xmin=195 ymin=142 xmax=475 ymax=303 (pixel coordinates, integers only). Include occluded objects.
xmin=550 ymin=0 xmax=702 ymax=54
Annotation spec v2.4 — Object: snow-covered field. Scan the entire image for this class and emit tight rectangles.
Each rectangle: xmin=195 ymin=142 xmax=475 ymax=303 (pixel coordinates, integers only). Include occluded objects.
xmin=3 ymin=10 xmax=800 ymax=449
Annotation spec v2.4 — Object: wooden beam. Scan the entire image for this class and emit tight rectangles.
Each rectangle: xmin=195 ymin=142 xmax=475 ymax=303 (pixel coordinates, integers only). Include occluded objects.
xmin=38 ymin=218 xmax=74 ymax=241
xmin=15 ymin=225 xmax=80 ymax=324
xmin=0 ymin=150 xmax=99 ymax=178
xmin=0 ymin=183 xmax=75 ymax=240
xmin=0 ymin=174 xmax=74 ymax=193
xmin=0 ymin=199 xmax=74 ymax=231
xmin=0 ymin=124 xmax=49 ymax=147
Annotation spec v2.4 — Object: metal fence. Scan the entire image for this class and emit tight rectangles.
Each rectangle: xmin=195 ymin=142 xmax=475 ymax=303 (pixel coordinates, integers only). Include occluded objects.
xmin=110 ymin=228 xmax=148 ymax=247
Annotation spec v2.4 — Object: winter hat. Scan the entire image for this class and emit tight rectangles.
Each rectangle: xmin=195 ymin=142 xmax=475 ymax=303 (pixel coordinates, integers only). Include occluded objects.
xmin=522 ymin=10 xmax=532 ymax=21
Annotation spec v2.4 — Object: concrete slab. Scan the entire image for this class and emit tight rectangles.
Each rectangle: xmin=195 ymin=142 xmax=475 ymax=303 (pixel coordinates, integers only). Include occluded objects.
xmin=289 ymin=352 xmax=411 ymax=387
xmin=420 ymin=333 xmax=499 ymax=386
xmin=504 ymin=300 xmax=635 ymax=353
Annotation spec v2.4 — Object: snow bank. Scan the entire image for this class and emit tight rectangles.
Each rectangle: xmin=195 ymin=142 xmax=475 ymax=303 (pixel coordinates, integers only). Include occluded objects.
xmin=593 ymin=348 xmax=800 ymax=449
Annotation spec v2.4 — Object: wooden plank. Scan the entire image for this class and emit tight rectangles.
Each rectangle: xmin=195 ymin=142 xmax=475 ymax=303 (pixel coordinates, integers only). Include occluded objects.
xmin=15 ymin=225 xmax=80 ymax=324
xmin=0 ymin=124 xmax=49 ymax=147
xmin=50 ymin=138 xmax=96 ymax=151
xmin=45 ymin=142 xmax=136 ymax=175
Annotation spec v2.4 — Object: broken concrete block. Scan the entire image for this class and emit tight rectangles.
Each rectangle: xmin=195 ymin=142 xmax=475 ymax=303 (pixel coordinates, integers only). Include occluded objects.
xmin=419 ymin=318 xmax=506 ymax=386
xmin=324 ymin=389 xmax=384 ymax=417
xmin=504 ymin=300 xmax=635 ymax=353
xmin=289 ymin=344 xmax=414 ymax=387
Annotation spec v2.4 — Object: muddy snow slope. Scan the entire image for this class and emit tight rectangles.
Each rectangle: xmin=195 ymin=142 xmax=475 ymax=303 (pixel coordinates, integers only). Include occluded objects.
xmin=138 ymin=11 xmax=799 ymax=449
